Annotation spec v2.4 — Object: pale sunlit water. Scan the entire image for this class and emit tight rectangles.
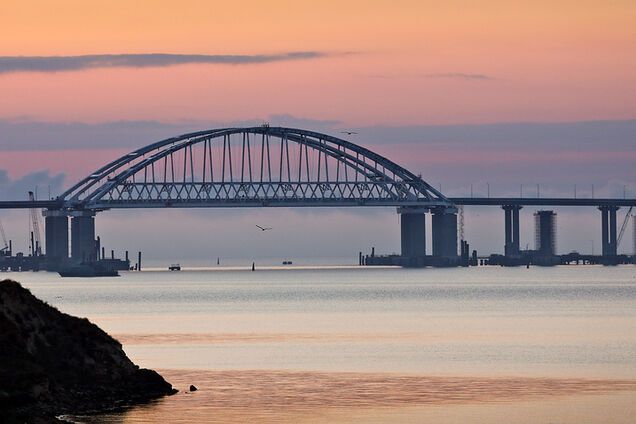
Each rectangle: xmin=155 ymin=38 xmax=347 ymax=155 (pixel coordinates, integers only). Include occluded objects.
xmin=6 ymin=264 xmax=636 ymax=423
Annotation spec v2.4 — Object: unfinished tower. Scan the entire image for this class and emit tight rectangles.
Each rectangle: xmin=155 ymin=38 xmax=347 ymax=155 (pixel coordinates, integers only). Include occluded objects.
xmin=535 ymin=210 xmax=557 ymax=256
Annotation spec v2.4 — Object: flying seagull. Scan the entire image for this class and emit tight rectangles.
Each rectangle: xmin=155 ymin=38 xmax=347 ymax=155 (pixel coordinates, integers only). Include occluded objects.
xmin=256 ymin=225 xmax=273 ymax=232
xmin=340 ymin=131 xmax=358 ymax=135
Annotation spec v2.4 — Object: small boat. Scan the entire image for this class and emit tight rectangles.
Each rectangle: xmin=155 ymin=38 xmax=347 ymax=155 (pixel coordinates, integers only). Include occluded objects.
xmin=282 ymin=260 xmax=293 ymax=265
xmin=59 ymin=262 xmax=119 ymax=277
xmin=168 ymin=264 xmax=181 ymax=271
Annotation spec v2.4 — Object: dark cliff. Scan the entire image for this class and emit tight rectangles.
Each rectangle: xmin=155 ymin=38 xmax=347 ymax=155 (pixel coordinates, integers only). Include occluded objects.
xmin=0 ymin=279 xmax=176 ymax=422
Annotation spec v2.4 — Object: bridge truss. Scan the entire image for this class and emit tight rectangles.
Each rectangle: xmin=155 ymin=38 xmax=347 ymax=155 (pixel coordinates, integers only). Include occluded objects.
xmin=61 ymin=127 xmax=450 ymax=210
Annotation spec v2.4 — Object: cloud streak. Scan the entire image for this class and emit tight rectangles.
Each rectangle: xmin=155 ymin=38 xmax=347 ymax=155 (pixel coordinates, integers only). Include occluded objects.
xmin=422 ymin=72 xmax=494 ymax=80
xmin=369 ymin=72 xmax=495 ymax=81
xmin=0 ymin=52 xmax=333 ymax=74
xmin=1 ymin=117 xmax=635 ymax=153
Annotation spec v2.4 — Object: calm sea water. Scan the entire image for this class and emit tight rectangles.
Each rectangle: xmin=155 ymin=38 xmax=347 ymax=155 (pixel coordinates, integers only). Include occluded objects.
xmin=8 ymin=265 xmax=636 ymax=423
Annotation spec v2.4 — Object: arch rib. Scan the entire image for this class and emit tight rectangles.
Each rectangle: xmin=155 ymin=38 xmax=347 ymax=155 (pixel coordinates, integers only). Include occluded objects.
xmin=61 ymin=127 xmax=451 ymax=209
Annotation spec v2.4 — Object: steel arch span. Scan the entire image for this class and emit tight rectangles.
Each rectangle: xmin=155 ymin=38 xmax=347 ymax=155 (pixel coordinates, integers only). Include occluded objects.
xmin=61 ymin=127 xmax=450 ymax=210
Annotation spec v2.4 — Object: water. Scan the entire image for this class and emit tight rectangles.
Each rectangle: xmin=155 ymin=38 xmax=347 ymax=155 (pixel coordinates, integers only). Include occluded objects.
xmin=6 ymin=265 xmax=636 ymax=423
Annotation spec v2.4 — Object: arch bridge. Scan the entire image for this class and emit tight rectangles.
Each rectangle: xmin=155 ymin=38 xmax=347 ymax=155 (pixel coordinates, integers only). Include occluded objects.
xmin=61 ymin=126 xmax=449 ymax=209
xmin=43 ymin=127 xmax=458 ymax=264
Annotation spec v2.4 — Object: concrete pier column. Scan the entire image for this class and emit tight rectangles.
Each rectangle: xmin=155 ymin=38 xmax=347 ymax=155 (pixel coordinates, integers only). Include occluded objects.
xmin=599 ymin=206 xmax=619 ymax=256
xmin=513 ymin=207 xmax=520 ymax=253
xmin=398 ymin=207 xmax=427 ymax=258
xmin=534 ymin=210 xmax=557 ymax=256
xmin=502 ymin=205 xmax=522 ymax=256
xmin=504 ymin=207 xmax=512 ymax=254
xmin=70 ymin=211 xmax=97 ymax=262
xmin=43 ymin=210 xmax=69 ymax=260
xmin=601 ymin=207 xmax=609 ymax=255
xmin=609 ymin=207 xmax=618 ymax=255
xmin=431 ymin=207 xmax=458 ymax=258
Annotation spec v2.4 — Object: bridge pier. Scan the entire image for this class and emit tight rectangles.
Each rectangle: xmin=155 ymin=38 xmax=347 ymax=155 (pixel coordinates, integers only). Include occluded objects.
xmin=599 ymin=206 xmax=619 ymax=256
xmin=399 ymin=208 xmax=427 ymax=258
xmin=397 ymin=206 xmax=459 ymax=266
xmin=535 ymin=210 xmax=557 ymax=256
xmin=43 ymin=210 xmax=69 ymax=261
xmin=431 ymin=207 xmax=458 ymax=259
xmin=502 ymin=205 xmax=522 ymax=256
xmin=70 ymin=211 xmax=97 ymax=262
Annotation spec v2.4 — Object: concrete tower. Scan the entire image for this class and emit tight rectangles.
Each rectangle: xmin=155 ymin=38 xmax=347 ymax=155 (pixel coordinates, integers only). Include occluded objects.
xmin=534 ymin=210 xmax=557 ymax=256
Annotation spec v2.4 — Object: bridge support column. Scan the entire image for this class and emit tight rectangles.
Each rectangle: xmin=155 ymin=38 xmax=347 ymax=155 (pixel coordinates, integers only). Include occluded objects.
xmin=71 ymin=211 xmax=97 ymax=262
xmin=399 ymin=208 xmax=427 ymax=258
xmin=43 ymin=210 xmax=69 ymax=261
xmin=599 ymin=206 xmax=619 ymax=256
xmin=431 ymin=207 xmax=458 ymax=258
xmin=534 ymin=210 xmax=557 ymax=256
xmin=502 ymin=205 xmax=522 ymax=256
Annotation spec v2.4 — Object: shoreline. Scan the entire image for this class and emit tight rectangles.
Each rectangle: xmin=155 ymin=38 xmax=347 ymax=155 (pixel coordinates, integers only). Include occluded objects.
xmin=0 ymin=280 xmax=176 ymax=422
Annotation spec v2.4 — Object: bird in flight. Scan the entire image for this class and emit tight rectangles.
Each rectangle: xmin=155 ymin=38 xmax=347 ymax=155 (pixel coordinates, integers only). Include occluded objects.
xmin=256 ymin=225 xmax=273 ymax=232
xmin=340 ymin=131 xmax=358 ymax=135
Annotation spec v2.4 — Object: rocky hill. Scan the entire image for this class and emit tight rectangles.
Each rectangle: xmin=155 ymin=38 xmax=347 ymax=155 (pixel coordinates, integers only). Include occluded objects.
xmin=0 ymin=279 xmax=176 ymax=422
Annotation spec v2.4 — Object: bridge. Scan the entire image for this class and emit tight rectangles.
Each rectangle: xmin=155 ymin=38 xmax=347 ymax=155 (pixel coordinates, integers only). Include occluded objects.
xmin=0 ymin=126 xmax=634 ymax=267
xmin=61 ymin=126 xmax=449 ymax=209
xmin=450 ymin=197 xmax=635 ymax=260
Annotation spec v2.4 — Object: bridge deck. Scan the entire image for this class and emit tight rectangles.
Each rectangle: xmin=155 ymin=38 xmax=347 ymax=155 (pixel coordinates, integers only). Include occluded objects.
xmin=1 ymin=197 xmax=635 ymax=210
xmin=0 ymin=200 xmax=63 ymax=209
xmin=449 ymin=197 xmax=636 ymax=207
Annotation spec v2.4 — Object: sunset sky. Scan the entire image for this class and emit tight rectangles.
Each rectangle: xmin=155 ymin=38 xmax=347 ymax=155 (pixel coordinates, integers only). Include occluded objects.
xmin=0 ymin=1 xmax=635 ymax=259
xmin=1 ymin=1 xmax=635 ymax=124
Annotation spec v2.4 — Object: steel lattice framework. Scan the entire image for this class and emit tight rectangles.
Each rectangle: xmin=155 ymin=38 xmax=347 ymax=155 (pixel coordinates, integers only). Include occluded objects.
xmin=61 ymin=127 xmax=450 ymax=210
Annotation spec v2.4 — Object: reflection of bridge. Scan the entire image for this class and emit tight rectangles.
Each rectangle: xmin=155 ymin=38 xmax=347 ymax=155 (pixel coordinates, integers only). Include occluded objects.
xmin=0 ymin=126 xmax=634 ymax=267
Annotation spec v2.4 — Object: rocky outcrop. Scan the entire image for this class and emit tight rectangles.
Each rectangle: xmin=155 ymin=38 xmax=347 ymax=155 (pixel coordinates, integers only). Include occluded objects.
xmin=0 ymin=279 xmax=176 ymax=422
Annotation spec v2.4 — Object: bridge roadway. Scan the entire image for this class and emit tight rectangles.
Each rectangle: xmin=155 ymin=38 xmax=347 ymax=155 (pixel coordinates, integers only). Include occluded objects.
xmin=1 ymin=197 xmax=635 ymax=210
xmin=0 ymin=200 xmax=63 ymax=209
xmin=449 ymin=197 xmax=636 ymax=207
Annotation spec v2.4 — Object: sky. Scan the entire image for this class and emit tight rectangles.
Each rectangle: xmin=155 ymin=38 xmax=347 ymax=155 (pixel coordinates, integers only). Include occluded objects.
xmin=0 ymin=1 xmax=635 ymax=261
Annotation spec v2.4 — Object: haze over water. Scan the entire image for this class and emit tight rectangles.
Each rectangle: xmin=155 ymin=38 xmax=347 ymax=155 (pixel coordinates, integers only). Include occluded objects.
xmin=11 ymin=265 xmax=636 ymax=423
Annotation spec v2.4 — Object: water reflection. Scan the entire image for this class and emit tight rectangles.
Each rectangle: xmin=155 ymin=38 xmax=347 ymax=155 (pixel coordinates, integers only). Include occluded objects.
xmin=71 ymin=370 xmax=636 ymax=423
xmin=13 ymin=266 xmax=636 ymax=423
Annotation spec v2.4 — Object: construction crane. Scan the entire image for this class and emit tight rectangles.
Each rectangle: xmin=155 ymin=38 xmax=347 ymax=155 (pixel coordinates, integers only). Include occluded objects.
xmin=617 ymin=206 xmax=633 ymax=250
xmin=28 ymin=191 xmax=43 ymax=256
xmin=0 ymin=217 xmax=8 ymax=253
xmin=458 ymin=205 xmax=465 ymax=242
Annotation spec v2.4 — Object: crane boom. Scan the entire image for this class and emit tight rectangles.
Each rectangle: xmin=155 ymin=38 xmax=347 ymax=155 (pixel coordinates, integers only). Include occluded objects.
xmin=617 ymin=206 xmax=633 ymax=248
xmin=28 ymin=191 xmax=43 ymax=255
xmin=0 ymin=217 xmax=8 ymax=251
